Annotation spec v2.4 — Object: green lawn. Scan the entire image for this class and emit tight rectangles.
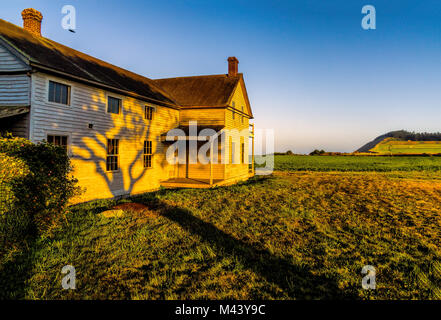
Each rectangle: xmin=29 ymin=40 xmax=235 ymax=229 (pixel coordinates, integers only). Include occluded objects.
xmin=2 ymin=156 xmax=441 ymax=299
xmin=267 ymin=155 xmax=441 ymax=172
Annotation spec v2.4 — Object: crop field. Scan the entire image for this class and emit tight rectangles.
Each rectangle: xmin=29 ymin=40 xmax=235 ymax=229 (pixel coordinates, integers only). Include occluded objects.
xmin=2 ymin=155 xmax=441 ymax=300
xmin=267 ymin=155 xmax=441 ymax=172
xmin=370 ymin=140 xmax=441 ymax=155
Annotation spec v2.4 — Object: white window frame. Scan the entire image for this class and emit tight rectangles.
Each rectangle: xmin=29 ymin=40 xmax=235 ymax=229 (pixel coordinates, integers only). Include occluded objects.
xmin=45 ymin=130 xmax=72 ymax=156
xmin=144 ymin=105 xmax=156 ymax=121
xmin=106 ymin=138 xmax=120 ymax=172
xmin=46 ymin=77 xmax=72 ymax=107
xmin=105 ymin=92 xmax=124 ymax=115
xmin=143 ymin=140 xmax=153 ymax=168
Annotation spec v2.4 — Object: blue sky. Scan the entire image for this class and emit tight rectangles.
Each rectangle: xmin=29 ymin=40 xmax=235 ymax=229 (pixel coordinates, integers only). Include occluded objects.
xmin=2 ymin=0 xmax=441 ymax=153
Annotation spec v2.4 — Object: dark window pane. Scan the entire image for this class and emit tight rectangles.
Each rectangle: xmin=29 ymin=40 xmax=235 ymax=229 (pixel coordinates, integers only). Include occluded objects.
xmin=60 ymin=85 xmax=64 ymax=104
xmin=61 ymin=84 xmax=67 ymax=104
xmin=106 ymin=139 xmax=119 ymax=171
xmin=145 ymin=106 xmax=153 ymax=120
xmin=143 ymin=140 xmax=153 ymax=168
xmin=55 ymin=83 xmax=61 ymax=103
xmin=47 ymin=135 xmax=68 ymax=153
xmin=144 ymin=154 xmax=152 ymax=168
xmin=48 ymin=82 xmax=55 ymax=102
xmin=108 ymin=97 xmax=121 ymax=114
xmin=106 ymin=155 xmax=118 ymax=171
xmin=145 ymin=106 xmax=150 ymax=120
xmin=48 ymin=81 xmax=70 ymax=105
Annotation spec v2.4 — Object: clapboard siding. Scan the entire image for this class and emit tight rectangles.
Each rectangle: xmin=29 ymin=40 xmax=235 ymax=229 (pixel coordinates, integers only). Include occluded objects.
xmin=0 ymin=74 xmax=30 ymax=105
xmin=224 ymin=83 xmax=251 ymax=180
xmin=180 ymin=108 xmax=225 ymax=127
xmin=0 ymin=43 xmax=28 ymax=71
xmin=31 ymin=72 xmax=180 ymax=203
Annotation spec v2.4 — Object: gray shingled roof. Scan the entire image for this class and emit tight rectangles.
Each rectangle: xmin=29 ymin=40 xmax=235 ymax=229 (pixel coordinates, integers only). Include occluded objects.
xmin=0 ymin=18 xmax=177 ymax=107
xmin=154 ymin=74 xmax=241 ymax=107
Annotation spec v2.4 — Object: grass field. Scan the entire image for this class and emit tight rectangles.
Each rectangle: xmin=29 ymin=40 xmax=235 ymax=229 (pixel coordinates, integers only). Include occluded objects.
xmin=269 ymin=155 xmax=441 ymax=172
xmin=2 ymin=155 xmax=441 ymax=299
xmin=370 ymin=139 xmax=441 ymax=155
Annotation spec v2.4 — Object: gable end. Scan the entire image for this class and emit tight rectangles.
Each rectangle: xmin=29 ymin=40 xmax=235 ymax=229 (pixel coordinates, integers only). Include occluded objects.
xmin=0 ymin=40 xmax=29 ymax=72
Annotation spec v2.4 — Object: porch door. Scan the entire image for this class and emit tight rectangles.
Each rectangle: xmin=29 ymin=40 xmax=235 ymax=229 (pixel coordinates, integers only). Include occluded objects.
xmin=186 ymin=140 xmax=205 ymax=182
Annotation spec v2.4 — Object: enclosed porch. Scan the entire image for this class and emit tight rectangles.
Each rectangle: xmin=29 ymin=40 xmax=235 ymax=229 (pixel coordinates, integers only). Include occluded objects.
xmin=159 ymin=124 xmax=255 ymax=188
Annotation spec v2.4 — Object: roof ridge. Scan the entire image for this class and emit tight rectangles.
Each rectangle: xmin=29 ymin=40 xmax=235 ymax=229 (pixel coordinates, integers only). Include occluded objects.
xmin=154 ymin=73 xmax=242 ymax=81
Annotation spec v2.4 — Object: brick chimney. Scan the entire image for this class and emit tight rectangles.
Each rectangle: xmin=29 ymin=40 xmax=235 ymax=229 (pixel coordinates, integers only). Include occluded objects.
xmin=21 ymin=8 xmax=43 ymax=36
xmin=228 ymin=57 xmax=239 ymax=77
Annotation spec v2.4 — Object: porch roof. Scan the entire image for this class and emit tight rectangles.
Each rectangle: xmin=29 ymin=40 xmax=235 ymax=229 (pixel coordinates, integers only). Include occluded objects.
xmin=160 ymin=125 xmax=224 ymax=142
xmin=0 ymin=105 xmax=30 ymax=119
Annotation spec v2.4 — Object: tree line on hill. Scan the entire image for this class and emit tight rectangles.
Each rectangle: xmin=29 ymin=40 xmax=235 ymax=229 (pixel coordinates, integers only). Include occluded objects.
xmin=386 ymin=130 xmax=441 ymax=141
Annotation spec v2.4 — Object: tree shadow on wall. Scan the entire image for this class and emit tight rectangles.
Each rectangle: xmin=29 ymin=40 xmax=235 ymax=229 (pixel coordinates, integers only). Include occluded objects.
xmin=73 ymin=91 xmax=172 ymax=199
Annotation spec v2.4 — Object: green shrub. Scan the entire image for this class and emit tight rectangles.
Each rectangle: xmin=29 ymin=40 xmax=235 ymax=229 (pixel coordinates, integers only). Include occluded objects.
xmin=0 ymin=153 xmax=34 ymax=256
xmin=309 ymin=149 xmax=326 ymax=156
xmin=0 ymin=153 xmax=30 ymax=212
xmin=0 ymin=137 xmax=78 ymax=253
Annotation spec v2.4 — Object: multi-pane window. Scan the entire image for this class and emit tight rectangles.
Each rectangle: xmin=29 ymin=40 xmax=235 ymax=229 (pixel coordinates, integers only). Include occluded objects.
xmin=107 ymin=96 xmax=121 ymax=114
xmin=241 ymin=106 xmax=244 ymax=123
xmin=47 ymin=135 xmax=68 ymax=151
xmin=143 ymin=140 xmax=153 ymax=168
xmin=241 ymin=142 xmax=245 ymax=164
xmin=232 ymin=102 xmax=236 ymax=120
xmin=48 ymin=81 xmax=70 ymax=105
xmin=106 ymin=139 xmax=119 ymax=171
xmin=145 ymin=106 xmax=154 ymax=120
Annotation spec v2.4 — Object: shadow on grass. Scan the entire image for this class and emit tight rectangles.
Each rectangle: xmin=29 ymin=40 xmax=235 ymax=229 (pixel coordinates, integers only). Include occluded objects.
xmin=142 ymin=197 xmax=357 ymax=299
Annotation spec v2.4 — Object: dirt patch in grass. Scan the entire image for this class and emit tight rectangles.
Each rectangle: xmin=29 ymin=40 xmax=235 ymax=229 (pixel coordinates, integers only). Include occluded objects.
xmin=113 ymin=203 xmax=160 ymax=218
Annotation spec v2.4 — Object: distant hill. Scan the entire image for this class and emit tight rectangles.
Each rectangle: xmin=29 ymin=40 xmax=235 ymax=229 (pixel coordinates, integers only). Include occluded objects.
xmin=356 ymin=130 xmax=441 ymax=153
